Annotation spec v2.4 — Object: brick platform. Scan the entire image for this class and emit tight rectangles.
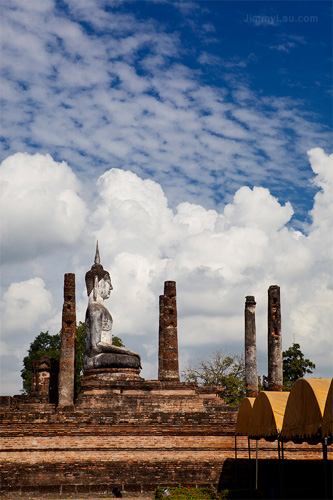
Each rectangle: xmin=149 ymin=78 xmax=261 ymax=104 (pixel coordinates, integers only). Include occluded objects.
xmin=0 ymin=382 xmax=331 ymax=495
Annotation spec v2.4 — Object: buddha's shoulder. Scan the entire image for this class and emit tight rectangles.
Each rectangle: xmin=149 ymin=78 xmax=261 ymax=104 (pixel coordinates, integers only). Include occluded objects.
xmin=86 ymin=302 xmax=108 ymax=315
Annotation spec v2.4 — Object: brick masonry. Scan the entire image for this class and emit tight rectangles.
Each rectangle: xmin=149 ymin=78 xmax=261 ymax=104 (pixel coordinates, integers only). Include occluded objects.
xmin=267 ymin=285 xmax=283 ymax=391
xmin=158 ymin=281 xmax=179 ymax=382
xmin=58 ymin=273 xmax=76 ymax=408
xmin=0 ymin=393 xmax=331 ymax=494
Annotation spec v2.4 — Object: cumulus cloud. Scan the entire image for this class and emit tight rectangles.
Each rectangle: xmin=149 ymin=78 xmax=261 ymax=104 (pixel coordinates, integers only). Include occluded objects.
xmin=1 ymin=277 xmax=52 ymax=334
xmin=0 ymin=153 xmax=88 ymax=263
xmin=87 ymin=148 xmax=332 ymax=375
xmin=0 ymin=277 xmax=54 ymax=366
xmin=308 ymin=148 xmax=333 ymax=232
xmin=0 ymin=149 xmax=332 ymax=394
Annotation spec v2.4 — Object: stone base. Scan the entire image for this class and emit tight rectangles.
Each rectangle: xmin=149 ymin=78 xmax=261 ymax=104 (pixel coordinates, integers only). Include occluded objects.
xmin=75 ymin=368 xmax=144 ymax=409
xmin=84 ymin=367 xmax=142 ymax=383
xmin=75 ymin=369 xmax=225 ymax=410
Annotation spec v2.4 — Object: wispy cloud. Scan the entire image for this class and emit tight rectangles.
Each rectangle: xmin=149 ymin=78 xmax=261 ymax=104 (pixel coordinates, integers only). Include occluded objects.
xmin=0 ymin=1 xmax=329 ymax=219
xmin=270 ymin=34 xmax=307 ymax=53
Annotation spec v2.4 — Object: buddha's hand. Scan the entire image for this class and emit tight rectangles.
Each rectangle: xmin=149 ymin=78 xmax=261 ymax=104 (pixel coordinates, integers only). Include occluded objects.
xmin=98 ymin=341 xmax=113 ymax=351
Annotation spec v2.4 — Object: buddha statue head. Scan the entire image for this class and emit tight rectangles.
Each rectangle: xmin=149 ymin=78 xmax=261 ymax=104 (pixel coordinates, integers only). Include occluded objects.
xmin=85 ymin=242 xmax=113 ymax=300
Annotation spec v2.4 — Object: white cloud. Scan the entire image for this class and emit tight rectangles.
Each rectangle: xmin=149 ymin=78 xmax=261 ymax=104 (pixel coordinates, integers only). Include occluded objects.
xmin=308 ymin=148 xmax=333 ymax=232
xmin=222 ymin=186 xmax=294 ymax=231
xmin=0 ymin=0 xmax=330 ymax=219
xmin=0 ymin=148 xmax=332 ymax=395
xmin=0 ymin=153 xmax=88 ymax=263
xmin=1 ymin=277 xmax=52 ymax=337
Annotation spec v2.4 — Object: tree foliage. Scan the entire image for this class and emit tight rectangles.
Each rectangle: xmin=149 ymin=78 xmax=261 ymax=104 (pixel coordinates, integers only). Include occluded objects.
xmin=283 ymin=342 xmax=315 ymax=390
xmin=182 ymin=350 xmax=245 ymax=406
xmin=21 ymin=324 xmax=125 ymax=396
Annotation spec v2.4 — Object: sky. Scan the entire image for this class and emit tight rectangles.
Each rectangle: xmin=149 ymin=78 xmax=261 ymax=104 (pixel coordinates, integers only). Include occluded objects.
xmin=0 ymin=0 xmax=332 ymax=396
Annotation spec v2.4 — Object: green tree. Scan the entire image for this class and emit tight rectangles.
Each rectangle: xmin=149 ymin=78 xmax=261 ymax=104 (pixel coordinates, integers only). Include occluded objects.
xmin=22 ymin=324 xmax=125 ymax=396
xmin=283 ymin=342 xmax=316 ymax=390
xmin=75 ymin=321 xmax=86 ymax=395
xmin=182 ymin=350 xmax=246 ymax=406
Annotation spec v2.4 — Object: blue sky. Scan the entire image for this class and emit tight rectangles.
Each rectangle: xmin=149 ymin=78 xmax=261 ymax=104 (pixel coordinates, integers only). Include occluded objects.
xmin=0 ymin=0 xmax=332 ymax=395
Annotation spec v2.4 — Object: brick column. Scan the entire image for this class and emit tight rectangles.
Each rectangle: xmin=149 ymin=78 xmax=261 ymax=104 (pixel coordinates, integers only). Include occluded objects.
xmin=158 ymin=281 xmax=180 ymax=381
xmin=244 ymin=296 xmax=258 ymax=397
xmin=58 ymin=273 xmax=76 ymax=408
xmin=267 ymin=285 xmax=283 ymax=391
xmin=158 ymin=294 xmax=165 ymax=380
xmin=31 ymin=357 xmax=51 ymax=397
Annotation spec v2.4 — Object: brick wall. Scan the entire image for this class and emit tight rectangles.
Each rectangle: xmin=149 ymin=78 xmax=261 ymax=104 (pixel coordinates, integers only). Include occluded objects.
xmin=0 ymin=398 xmax=331 ymax=494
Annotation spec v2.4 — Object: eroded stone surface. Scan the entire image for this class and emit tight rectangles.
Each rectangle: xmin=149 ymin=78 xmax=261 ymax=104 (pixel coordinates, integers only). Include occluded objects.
xmin=244 ymin=296 xmax=258 ymax=397
xmin=58 ymin=273 xmax=76 ymax=408
xmin=267 ymin=285 xmax=283 ymax=391
xmin=158 ymin=281 xmax=179 ymax=382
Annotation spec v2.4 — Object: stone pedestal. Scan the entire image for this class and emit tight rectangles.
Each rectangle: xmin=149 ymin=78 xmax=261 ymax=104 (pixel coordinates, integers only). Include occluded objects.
xmin=76 ymin=368 xmax=144 ymax=409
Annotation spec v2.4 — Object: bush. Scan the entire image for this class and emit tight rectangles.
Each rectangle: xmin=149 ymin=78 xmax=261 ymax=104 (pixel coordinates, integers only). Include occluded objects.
xmin=155 ymin=486 xmax=228 ymax=499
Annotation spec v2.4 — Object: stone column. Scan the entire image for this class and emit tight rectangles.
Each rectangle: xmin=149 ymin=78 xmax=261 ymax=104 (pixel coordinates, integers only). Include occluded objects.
xmin=245 ymin=296 xmax=258 ymax=397
xmin=158 ymin=281 xmax=180 ymax=381
xmin=58 ymin=273 xmax=76 ymax=408
xmin=267 ymin=285 xmax=283 ymax=391
xmin=158 ymin=294 xmax=165 ymax=380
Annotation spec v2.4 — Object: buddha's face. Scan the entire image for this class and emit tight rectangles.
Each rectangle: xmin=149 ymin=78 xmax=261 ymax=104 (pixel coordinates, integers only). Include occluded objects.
xmin=98 ymin=276 xmax=112 ymax=300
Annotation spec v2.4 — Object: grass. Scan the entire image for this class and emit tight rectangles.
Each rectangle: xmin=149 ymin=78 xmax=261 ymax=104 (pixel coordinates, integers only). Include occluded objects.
xmin=154 ymin=486 xmax=228 ymax=499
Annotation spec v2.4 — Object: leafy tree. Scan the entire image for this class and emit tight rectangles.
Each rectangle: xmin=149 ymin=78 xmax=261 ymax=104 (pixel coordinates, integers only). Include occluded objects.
xmin=182 ymin=350 xmax=246 ymax=406
xmin=283 ymin=342 xmax=316 ymax=390
xmin=22 ymin=324 xmax=125 ymax=396
xmin=75 ymin=321 xmax=86 ymax=395
xmin=113 ymin=335 xmax=125 ymax=348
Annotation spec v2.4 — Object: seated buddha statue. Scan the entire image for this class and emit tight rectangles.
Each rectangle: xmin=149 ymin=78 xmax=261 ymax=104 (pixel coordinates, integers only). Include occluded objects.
xmin=84 ymin=243 xmax=141 ymax=371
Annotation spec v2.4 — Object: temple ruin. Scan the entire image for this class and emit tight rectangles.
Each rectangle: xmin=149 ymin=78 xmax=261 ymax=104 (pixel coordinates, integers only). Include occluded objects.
xmin=0 ymin=252 xmax=330 ymax=496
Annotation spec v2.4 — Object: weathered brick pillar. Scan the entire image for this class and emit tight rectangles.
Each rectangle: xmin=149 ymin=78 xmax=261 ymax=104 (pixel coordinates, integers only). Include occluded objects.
xmin=158 ymin=281 xmax=180 ymax=381
xmin=58 ymin=273 xmax=76 ymax=408
xmin=267 ymin=285 xmax=283 ymax=391
xmin=158 ymin=294 xmax=165 ymax=380
xmin=245 ymin=296 xmax=258 ymax=397
xmin=31 ymin=356 xmax=51 ymax=396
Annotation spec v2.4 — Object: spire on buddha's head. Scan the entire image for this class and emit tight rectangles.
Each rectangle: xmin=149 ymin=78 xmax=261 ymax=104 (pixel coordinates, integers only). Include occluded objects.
xmin=95 ymin=241 xmax=100 ymax=265
xmin=85 ymin=242 xmax=112 ymax=296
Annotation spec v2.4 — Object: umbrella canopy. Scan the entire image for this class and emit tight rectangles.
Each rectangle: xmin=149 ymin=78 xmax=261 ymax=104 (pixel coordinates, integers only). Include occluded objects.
xmin=321 ymin=379 xmax=333 ymax=440
xmin=248 ymin=391 xmax=290 ymax=440
xmin=281 ymin=378 xmax=331 ymax=444
xmin=235 ymin=397 xmax=255 ymax=436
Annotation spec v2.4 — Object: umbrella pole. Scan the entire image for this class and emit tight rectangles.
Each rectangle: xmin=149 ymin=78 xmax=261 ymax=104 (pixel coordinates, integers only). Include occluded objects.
xmin=255 ymin=440 xmax=258 ymax=490
xmin=323 ymin=437 xmax=328 ymax=499
xmin=234 ymin=435 xmax=238 ymax=490
xmin=281 ymin=441 xmax=285 ymax=499
xmin=248 ymin=437 xmax=253 ymax=497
